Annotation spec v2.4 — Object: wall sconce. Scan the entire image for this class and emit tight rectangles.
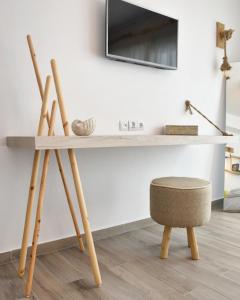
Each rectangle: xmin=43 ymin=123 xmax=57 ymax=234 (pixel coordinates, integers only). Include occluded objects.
xmin=185 ymin=100 xmax=232 ymax=136
xmin=216 ymin=22 xmax=234 ymax=80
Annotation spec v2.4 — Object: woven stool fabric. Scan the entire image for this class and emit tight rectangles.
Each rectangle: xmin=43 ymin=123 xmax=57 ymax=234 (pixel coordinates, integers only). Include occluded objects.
xmin=150 ymin=177 xmax=212 ymax=228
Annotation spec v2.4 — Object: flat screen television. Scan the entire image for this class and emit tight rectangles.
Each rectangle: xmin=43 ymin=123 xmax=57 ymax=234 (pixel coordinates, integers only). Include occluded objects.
xmin=106 ymin=0 xmax=178 ymax=70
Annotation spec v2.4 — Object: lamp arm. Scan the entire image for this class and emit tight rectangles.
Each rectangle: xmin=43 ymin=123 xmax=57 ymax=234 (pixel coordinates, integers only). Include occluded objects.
xmin=185 ymin=100 xmax=231 ymax=136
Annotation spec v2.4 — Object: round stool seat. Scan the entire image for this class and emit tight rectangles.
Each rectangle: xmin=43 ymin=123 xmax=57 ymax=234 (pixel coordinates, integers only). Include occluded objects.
xmin=150 ymin=177 xmax=212 ymax=228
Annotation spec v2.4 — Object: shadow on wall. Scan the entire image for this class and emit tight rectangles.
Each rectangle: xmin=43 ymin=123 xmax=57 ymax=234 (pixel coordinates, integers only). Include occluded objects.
xmin=88 ymin=0 xmax=106 ymax=56
xmin=210 ymin=77 xmax=226 ymax=199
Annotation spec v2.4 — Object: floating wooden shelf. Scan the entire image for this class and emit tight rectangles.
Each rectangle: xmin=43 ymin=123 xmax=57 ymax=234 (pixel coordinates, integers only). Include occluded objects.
xmin=4 ymin=135 xmax=240 ymax=150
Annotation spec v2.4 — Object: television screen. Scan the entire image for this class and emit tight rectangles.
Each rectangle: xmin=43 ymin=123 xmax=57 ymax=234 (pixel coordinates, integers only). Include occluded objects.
xmin=106 ymin=0 xmax=178 ymax=69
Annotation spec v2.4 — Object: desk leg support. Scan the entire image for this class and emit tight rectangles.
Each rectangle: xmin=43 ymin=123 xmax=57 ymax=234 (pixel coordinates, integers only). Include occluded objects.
xmin=25 ymin=101 xmax=57 ymax=297
xmin=54 ymin=149 xmax=84 ymax=252
xmin=18 ymin=76 xmax=51 ymax=278
xmin=18 ymin=150 xmax=40 ymax=278
xmin=25 ymin=149 xmax=51 ymax=297
xmin=68 ymin=149 xmax=102 ymax=287
xmin=51 ymin=58 xmax=102 ymax=287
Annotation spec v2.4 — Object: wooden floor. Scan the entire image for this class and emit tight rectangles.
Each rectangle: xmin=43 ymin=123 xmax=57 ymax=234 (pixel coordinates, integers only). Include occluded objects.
xmin=1 ymin=208 xmax=240 ymax=300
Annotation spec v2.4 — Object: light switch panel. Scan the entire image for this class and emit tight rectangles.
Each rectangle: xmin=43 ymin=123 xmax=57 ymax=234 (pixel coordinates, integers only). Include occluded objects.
xmin=119 ymin=121 xmax=129 ymax=131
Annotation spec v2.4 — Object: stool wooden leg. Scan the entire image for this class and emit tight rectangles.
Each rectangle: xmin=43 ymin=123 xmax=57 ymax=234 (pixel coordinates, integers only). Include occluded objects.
xmin=186 ymin=228 xmax=191 ymax=248
xmin=160 ymin=226 xmax=171 ymax=259
xmin=187 ymin=227 xmax=200 ymax=260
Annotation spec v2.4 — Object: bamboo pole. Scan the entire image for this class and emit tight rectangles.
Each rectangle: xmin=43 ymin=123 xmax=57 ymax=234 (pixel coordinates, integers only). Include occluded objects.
xmin=54 ymin=150 xmax=85 ymax=251
xmin=51 ymin=59 xmax=102 ymax=287
xmin=27 ymin=35 xmax=44 ymax=99
xmin=25 ymin=101 xmax=57 ymax=297
xmin=26 ymin=35 xmax=84 ymax=252
xmin=18 ymin=76 xmax=51 ymax=278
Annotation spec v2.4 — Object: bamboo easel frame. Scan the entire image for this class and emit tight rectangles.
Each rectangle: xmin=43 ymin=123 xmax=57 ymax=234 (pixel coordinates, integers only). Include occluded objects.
xmin=18 ymin=36 xmax=102 ymax=297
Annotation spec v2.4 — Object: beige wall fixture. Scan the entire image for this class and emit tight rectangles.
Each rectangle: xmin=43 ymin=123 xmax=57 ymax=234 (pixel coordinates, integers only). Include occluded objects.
xmin=216 ymin=22 xmax=234 ymax=80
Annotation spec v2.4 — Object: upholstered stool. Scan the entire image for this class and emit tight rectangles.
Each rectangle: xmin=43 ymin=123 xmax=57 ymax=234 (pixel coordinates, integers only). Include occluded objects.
xmin=150 ymin=177 xmax=211 ymax=260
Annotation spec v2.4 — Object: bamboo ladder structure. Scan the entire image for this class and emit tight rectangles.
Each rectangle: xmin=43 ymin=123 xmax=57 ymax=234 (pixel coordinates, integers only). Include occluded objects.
xmin=18 ymin=36 xmax=84 ymax=279
xmin=18 ymin=36 xmax=102 ymax=297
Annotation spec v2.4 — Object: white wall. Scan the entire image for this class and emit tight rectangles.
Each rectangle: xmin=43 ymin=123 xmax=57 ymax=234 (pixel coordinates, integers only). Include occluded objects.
xmin=1 ymin=0 xmax=240 ymax=253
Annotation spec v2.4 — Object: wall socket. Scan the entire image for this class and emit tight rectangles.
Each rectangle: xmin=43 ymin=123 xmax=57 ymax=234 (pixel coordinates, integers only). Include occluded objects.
xmin=119 ymin=121 xmax=128 ymax=131
xmin=119 ymin=120 xmax=144 ymax=131
xmin=128 ymin=120 xmax=144 ymax=131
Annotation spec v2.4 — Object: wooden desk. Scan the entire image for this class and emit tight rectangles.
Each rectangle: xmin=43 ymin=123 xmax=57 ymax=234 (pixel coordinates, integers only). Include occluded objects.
xmin=2 ymin=133 xmax=239 ymax=294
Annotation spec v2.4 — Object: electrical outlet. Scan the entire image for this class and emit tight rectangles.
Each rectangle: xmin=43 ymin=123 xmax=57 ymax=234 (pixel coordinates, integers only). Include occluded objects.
xmin=128 ymin=120 xmax=137 ymax=131
xmin=128 ymin=120 xmax=144 ymax=131
xmin=139 ymin=122 xmax=144 ymax=130
xmin=119 ymin=120 xmax=144 ymax=131
xmin=119 ymin=120 xmax=129 ymax=131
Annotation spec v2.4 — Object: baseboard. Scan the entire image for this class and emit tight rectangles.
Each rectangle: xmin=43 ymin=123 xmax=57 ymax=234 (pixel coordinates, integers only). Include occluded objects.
xmin=0 ymin=217 xmax=154 ymax=266
xmin=212 ymin=198 xmax=223 ymax=209
xmin=0 ymin=200 xmax=224 ymax=266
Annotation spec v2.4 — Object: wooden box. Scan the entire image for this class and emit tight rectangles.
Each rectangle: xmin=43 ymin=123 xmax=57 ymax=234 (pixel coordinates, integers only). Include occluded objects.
xmin=165 ymin=125 xmax=198 ymax=136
